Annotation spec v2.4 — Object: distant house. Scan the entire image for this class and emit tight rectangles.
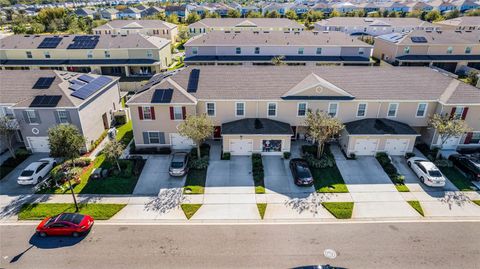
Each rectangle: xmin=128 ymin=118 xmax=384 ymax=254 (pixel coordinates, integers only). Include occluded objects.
xmin=93 ymin=20 xmax=178 ymax=43
xmin=262 ymin=3 xmax=291 ymax=16
xmin=452 ymin=0 xmax=480 ymax=12
xmin=384 ymin=2 xmax=409 ymax=13
xmin=99 ymin=8 xmax=119 ymax=20
xmin=430 ymin=0 xmax=457 ymax=13
xmin=407 ymin=2 xmax=433 ymax=12
xmin=291 ymin=3 xmax=309 ymax=15
xmin=141 ymin=6 xmax=165 ymax=17
xmin=165 ymin=5 xmax=188 ymax=20
xmin=433 ymin=16 xmax=480 ymax=31
xmin=312 ymin=3 xmax=333 ymax=14
xmin=332 ymin=2 xmax=359 ymax=13
xmin=188 ymin=18 xmax=304 ymax=36
xmin=118 ymin=7 xmax=142 ymax=19
xmin=240 ymin=6 xmax=260 ymax=16
xmin=74 ymin=8 xmax=95 ymax=19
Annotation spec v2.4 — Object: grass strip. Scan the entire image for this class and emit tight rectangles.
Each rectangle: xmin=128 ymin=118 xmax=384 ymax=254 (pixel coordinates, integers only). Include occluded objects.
xmin=18 ymin=203 xmax=126 ymax=220
xmin=181 ymin=204 xmax=202 ymax=220
xmin=322 ymin=202 xmax=354 ymax=219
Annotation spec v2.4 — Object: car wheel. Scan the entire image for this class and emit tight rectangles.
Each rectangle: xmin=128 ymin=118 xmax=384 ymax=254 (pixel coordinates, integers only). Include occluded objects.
xmin=407 ymin=161 xmax=411 ymax=167
xmin=72 ymin=232 xmax=80 ymax=237
xmin=36 ymin=176 xmax=42 ymax=185
xmin=38 ymin=232 xmax=47 ymax=237
xmin=53 ymin=162 xmax=57 ymax=167
xmin=420 ymin=177 xmax=425 ymax=184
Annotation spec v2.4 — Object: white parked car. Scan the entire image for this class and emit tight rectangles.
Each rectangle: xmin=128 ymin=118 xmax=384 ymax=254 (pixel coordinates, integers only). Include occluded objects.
xmin=406 ymin=157 xmax=446 ymax=187
xmin=17 ymin=158 xmax=57 ymax=185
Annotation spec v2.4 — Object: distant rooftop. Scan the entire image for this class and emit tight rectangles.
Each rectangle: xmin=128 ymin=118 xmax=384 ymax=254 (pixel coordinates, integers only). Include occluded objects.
xmin=94 ymin=19 xmax=177 ymax=30
xmin=434 ymin=16 xmax=480 ymax=27
xmin=189 ymin=18 xmax=304 ymax=29
xmin=377 ymin=30 xmax=480 ymax=45
xmin=316 ymin=17 xmax=435 ymax=28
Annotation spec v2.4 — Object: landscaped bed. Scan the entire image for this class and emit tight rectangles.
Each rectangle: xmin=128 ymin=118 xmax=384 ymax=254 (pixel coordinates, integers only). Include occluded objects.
xmin=407 ymin=200 xmax=425 ymax=217
xmin=0 ymin=148 xmax=31 ymax=180
xmin=438 ymin=166 xmax=476 ymax=191
xmin=302 ymin=145 xmax=348 ymax=193
xmin=375 ymin=152 xmax=409 ymax=192
xmin=18 ymin=203 xmax=126 ymax=220
xmin=252 ymin=153 xmax=265 ymax=194
xmin=257 ymin=203 xmax=267 ymax=219
xmin=180 ymin=204 xmax=202 ymax=219
xmin=322 ymin=202 xmax=354 ymax=219
xmin=184 ymin=144 xmax=210 ymax=195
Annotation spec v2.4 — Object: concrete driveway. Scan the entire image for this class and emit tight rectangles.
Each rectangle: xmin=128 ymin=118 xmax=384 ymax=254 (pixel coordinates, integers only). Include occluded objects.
xmin=264 ymin=156 xmax=314 ymax=196
xmin=0 ymin=153 xmax=50 ymax=195
xmin=132 ymin=155 xmax=186 ymax=196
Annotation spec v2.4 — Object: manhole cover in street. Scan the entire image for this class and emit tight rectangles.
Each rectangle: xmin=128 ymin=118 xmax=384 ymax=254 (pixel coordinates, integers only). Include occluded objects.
xmin=323 ymin=249 xmax=337 ymax=259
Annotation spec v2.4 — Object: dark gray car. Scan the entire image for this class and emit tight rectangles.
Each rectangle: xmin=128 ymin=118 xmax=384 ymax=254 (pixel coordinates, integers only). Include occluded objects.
xmin=169 ymin=152 xmax=189 ymax=177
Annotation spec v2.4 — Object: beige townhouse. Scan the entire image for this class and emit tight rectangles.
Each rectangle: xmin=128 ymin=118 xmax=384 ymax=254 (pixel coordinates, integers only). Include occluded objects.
xmin=188 ymin=18 xmax=304 ymax=36
xmin=0 ymin=34 xmax=172 ymax=79
xmin=93 ymin=20 xmax=178 ymax=43
xmin=127 ymin=66 xmax=480 ymax=156
xmin=184 ymin=30 xmax=373 ymax=66
xmin=373 ymin=30 xmax=480 ymax=73
xmin=433 ymin=16 xmax=480 ymax=31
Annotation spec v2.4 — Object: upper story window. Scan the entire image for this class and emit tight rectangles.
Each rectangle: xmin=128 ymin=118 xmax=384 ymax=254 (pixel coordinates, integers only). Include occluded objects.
xmin=56 ymin=110 xmax=69 ymax=123
xmin=26 ymin=51 xmax=32 ymax=58
xmin=465 ymin=47 xmax=471 ymax=54
xmin=387 ymin=103 xmax=398 ymax=117
xmin=192 ymin=47 xmax=198 ymax=55
xmin=447 ymin=46 xmax=453 ymax=54
xmin=25 ymin=110 xmax=38 ymax=124
xmin=267 ymin=102 xmax=277 ymax=117
xmin=235 ymin=102 xmax=245 ymax=117
xmin=357 ymin=103 xmax=367 ymax=117
xmin=146 ymin=50 xmax=153 ymax=58
xmin=403 ymin=46 xmax=410 ymax=54
xmin=358 ymin=48 xmax=365 ymax=55
xmin=316 ymin=48 xmax=322 ymax=55
xmin=416 ymin=103 xmax=427 ymax=117
xmin=235 ymin=47 xmax=241 ymax=54
xmin=0 ymin=106 xmax=13 ymax=117
xmin=452 ymin=106 xmax=465 ymax=119
xmin=254 ymin=47 xmax=260 ymax=54
xmin=173 ymin=107 xmax=183 ymax=120
xmin=297 ymin=102 xmax=307 ymax=117
xmin=104 ymin=50 xmax=111 ymax=58
xmin=87 ymin=50 xmax=93 ymax=58
xmin=206 ymin=102 xmax=215 ymax=116
xmin=298 ymin=48 xmax=304 ymax=55
xmin=328 ymin=103 xmax=338 ymax=117
xmin=44 ymin=51 xmax=51 ymax=59
xmin=142 ymin=106 xmax=152 ymax=120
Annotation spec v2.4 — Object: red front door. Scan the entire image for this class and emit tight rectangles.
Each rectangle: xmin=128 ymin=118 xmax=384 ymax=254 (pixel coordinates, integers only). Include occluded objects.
xmin=214 ymin=126 xmax=221 ymax=139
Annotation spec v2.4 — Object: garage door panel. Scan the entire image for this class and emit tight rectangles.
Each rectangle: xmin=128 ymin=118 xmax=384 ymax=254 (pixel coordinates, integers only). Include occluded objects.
xmin=385 ymin=139 xmax=409 ymax=156
xmin=229 ymin=139 xmax=253 ymax=156
xmin=171 ymin=133 xmax=194 ymax=150
xmin=27 ymin=137 xmax=50 ymax=153
xmin=354 ymin=139 xmax=378 ymax=156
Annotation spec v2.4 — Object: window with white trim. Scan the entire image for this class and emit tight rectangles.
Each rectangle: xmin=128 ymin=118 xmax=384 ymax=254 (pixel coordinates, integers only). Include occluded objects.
xmin=57 ymin=110 xmax=69 ymax=123
xmin=26 ymin=110 xmax=37 ymax=124
xmin=298 ymin=48 xmax=304 ymax=55
xmin=416 ymin=103 xmax=427 ymax=117
xmin=447 ymin=47 xmax=453 ymax=54
xmin=104 ymin=50 xmax=111 ymax=58
xmin=173 ymin=107 xmax=183 ymax=120
xmin=206 ymin=102 xmax=215 ymax=116
xmin=44 ymin=51 xmax=51 ymax=58
xmin=357 ymin=103 xmax=367 ymax=117
xmin=148 ymin=132 xmax=160 ymax=144
xmin=87 ymin=50 xmax=93 ymax=58
xmin=453 ymin=106 xmax=464 ymax=119
xmin=235 ymin=102 xmax=245 ymax=117
xmin=142 ymin=106 xmax=152 ymax=120
xmin=387 ymin=103 xmax=398 ymax=117
xmin=316 ymin=48 xmax=322 ymax=55
xmin=403 ymin=46 xmax=410 ymax=54
xmin=146 ymin=50 xmax=153 ymax=58
xmin=328 ymin=103 xmax=338 ymax=117
xmin=267 ymin=103 xmax=277 ymax=117
xmin=465 ymin=47 xmax=471 ymax=54
xmin=297 ymin=103 xmax=307 ymax=117
xmin=192 ymin=47 xmax=198 ymax=55
xmin=358 ymin=48 xmax=365 ymax=55
xmin=235 ymin=47 xmax=241 ymax=54
xmin=26 ymin=51 xmax=32 ymax=58
xmin=254 ymin=47 xmax=260 ymax=54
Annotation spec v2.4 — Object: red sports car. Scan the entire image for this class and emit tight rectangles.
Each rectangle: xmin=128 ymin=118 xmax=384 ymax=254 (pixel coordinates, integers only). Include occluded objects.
xmin=36 ymin=213 xmax=94 ymax=237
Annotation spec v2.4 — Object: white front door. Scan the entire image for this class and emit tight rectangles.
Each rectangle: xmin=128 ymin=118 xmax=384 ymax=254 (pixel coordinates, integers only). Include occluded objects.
xmin=385 ymin=138 xmax=409 ymax=156
xmin=27 ymin=137 xmax=50 ymax=153
xmin=354 ymin=138 xmax=378 ymax=156
xmin=229 ymin=139 xmax=253 ymax=156
xmin=170 ymin=133 xmax=194 ymax=150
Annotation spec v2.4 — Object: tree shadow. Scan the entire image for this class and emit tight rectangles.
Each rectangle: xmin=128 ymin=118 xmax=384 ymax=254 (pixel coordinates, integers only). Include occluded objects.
xmin=143 ymin=188 xmax=185 ymax=214
xmin=0 ymin=194 xmax=49 ymax=220
xmin=284 ymin=193 xmax=333 ymax=216
xmin=439 ymin=191 xmax=472 ymax=210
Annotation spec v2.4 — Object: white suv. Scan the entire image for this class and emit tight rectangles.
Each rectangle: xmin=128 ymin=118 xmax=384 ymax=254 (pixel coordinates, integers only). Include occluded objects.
xmin=17 ymin=158 xmax=56 ymax=185
xmin=407 ymin=157 xmax=446 ymax=187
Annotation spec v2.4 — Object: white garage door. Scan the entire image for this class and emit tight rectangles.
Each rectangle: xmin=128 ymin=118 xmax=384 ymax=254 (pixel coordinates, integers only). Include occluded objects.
xmin=229 ymin=139 xmax=253 ymax=156
xmin=170 ymin=133 xmax=194 ymax=150
xmin=27 ymin=136 xmax=50 ymax=153
xmin=385 ymin=139 xmax=409 ymax=155
xmin=354 ymin=139 xmax=378 ymax=156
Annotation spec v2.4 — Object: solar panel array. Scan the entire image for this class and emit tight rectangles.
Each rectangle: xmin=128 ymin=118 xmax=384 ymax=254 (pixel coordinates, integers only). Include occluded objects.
xmin=30 ymin=95 xmax=62 ymax=107
xmin=68 ymin=80 xmax=86 ymax=91
xmin=138 ymin=73 xmax=166 ymax=92
xmin=71 ymin=76 xmax=113 ymax=100
xmin=410 ymin=36 xmax=428 ymax=43
xmin=67 ymin=35 xmax=100 ymax=49
xmin=78 ymin=74 xmax=95 ymax=83
xmin=32 ymin=77 xmax=55 ymax=89
xmin=38 ymin=37 xmax=63 ymax=49
xmin=187 ymin=69 xmax=200 ymax=93
xmin=151 ymin=89 xmax=173 ymax=103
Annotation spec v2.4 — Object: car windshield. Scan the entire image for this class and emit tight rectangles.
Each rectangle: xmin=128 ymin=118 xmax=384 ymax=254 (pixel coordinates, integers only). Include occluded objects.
xmin=428 ymin=170 xmax=442 ymax=177
xmin=45 ymin=214 xmax=59 ymax=226
xmin=171 ymin=161 xmax=184 ymax=169
xmin=20 ymin=170 xmax=34 ymax=177
xmin=296 ymin=164 xmax=311 ymax=178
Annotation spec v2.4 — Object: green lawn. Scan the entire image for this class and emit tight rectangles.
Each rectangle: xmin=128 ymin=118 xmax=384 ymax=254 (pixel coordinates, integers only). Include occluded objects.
xmin=407 ymin=200 xmax=425 ymax=216
xmin=473 ymin=200 xmax=480 ymax=206
xmin=312 ymin=166 xmax=349 ymax=193
xmin=184 ymin=169 xmax=207 ymax=194
xmin=255 ymin=186 xmax=265 ymax=194
xmin=181 ymin=204 xmax=202 ymax=219
xmin=439 ymin=167 xmax=476 ymax=191
xmin=322 ymin=202 xmax=354 ymax=219
xmin=395 ymin=184 xmax=410 ymax=192
xmin=257 ymin=203 xmax=267 ymax=219
xmin=18 ymin=203 xmax=126 ymax=220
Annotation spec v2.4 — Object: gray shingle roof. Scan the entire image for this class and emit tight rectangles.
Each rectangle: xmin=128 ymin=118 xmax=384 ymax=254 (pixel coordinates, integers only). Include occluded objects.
xmin=316 ymin=17 xmax=434 ymax=28
xmin=222 ymin=118 xmax=293 ymax=135
xmin=345 ymin=118 xmax=418 ymax=135
xmin=377 ymin=30 xmax=480 ymax=45
xmin=434 ymin=16 xmax=480 ymax=27
xmin=189 ymin=18 xmax=304 ymax=29
xmin=93 ymin=19 xmax=177 ymax=30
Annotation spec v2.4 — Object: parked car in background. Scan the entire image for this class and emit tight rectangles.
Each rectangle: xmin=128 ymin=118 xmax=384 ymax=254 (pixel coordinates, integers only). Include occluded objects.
xmin=169 ymin=152 xmax=189 ymax=177
xmin=36 ymin=213 xmax=94 ymax=237
xmin=448 ymin=154 xmax=480 ymax=181
xmin=407 ymin=157 xmax=446 ymax=187
xmin=289 ymin=158 xmax=314 ymax=186
xmin=17 ymin=158 xmax=56 ymax=185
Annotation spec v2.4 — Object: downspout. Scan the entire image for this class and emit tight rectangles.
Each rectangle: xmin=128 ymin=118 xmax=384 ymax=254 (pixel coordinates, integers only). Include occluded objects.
xmin=376 ymin=102 xmax=382 ymax=118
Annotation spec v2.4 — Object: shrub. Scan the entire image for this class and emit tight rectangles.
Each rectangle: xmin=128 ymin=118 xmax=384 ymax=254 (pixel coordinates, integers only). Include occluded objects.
xmin=190 ymin=143 xmax=210 ymax=159
xmin=64 ymin=157 xmax=91 ymax=167
xmin=221 ymin=152 xmax=231 ymax=160
xmin=131 ymin=147 xmax=171 ymax=155
xmin=303 ymin=153 xmax=334 ymax=169
xmin=16 ymin=148 xmax=30 ymax=156
xmin=375 ymin=152 xmax=391 ymax=166
xmin=405 ymin=152 xmax=416 ymax=159
xmin=189 ymin=156 xmax=209 ymax=169
xmin=302 ymin=145 xmax=317 ymax=156
xmin=434 ymin=159 xmax=453 ymax=167
xmin=251 ymin=154 xmax=264 ymax=188
xmin=391 ymin=174 xmax=405 ymax=184
xmin=348 ymin=153 xmax=356 ymax=160
xmin=90 ymin=130 xmax=108 ymax=151
xmin=114 ymin=115 xmax=127 ymax=126
xmin=383 ymin=163 xmax=398 ymax=176
xmin=132 ymin=158 xmax=145 ymax=176
xmin=283 ymin=152 xmax=291 ymax=159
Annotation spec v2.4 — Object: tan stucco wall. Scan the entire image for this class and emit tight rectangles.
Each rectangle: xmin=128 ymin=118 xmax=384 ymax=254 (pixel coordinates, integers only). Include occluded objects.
xmin=222 ymin=134 xmax=291 ymax=154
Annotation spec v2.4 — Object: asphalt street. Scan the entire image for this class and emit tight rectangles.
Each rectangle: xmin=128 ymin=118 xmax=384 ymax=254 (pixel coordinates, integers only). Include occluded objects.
xmin=1 ymin=221 xmax=479 ymax=269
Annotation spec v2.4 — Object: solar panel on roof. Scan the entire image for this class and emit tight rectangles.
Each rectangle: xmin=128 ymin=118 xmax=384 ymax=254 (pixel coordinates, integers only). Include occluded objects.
xmin=67 ymin=35 xmax=100 ymax=49
xmin=77 ymin=74 xmax=94 ymax=83
xmin=187 ymin=69 xmax=200 ymax=93
xmin=30 ymin=95 xmax=62 ymax=107
xmin=32 ymin=77 xmax=55 ymax=89
xmin=38 ymin=37 xmax=63 ymax=49
xmin=71 ymin=76 xmax=113 ymax=100
xmin=410 ymin=36 xmax=427 ymax=43
xmin=151 ymin=89 xmax=173 ymax=103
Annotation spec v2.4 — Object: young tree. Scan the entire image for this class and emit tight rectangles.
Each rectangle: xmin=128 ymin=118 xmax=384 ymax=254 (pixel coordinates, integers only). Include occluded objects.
xmin=285 ymin=10 xmax=298 ymax=20
xmin=246 ymin=11 xmax=262 ymax=18
xmin=0 ymin=116 xmax=19 ymax=159
xmin=425 ymin=10 xmax=443 ymax=22
xmin=304 ymin=110 xmax=344 ymax=159
xmin=227 ymin=9 xmax=241 ymax=18
xmin=266 ymin=10 xmax=281 ymax=18
xmin=271 ymin=55 xmax=286 ymax=65
xmin=330 ymin=10 xmax=341 ymax=18
xmin=103 ymin=140 xmax=124 ymax=172
xmin=166 ymin=13 xmax=179 ymax=24
xmin=466 ymin=70 xmax=479 ymax=86
xmin=48 ymin=124 xmax=86 ymax=212
xmin=429 ymin=113 xmax=471 ymax=159
xmin=204 ymin=11 xmax=220 ymax=18
xmin=177 ymin=114 xmax=214 ymax=159
xmin=186 ymin=12 xmax=201 ymax=24
xmin=444 ymin=9 xmax=460 ymax=20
